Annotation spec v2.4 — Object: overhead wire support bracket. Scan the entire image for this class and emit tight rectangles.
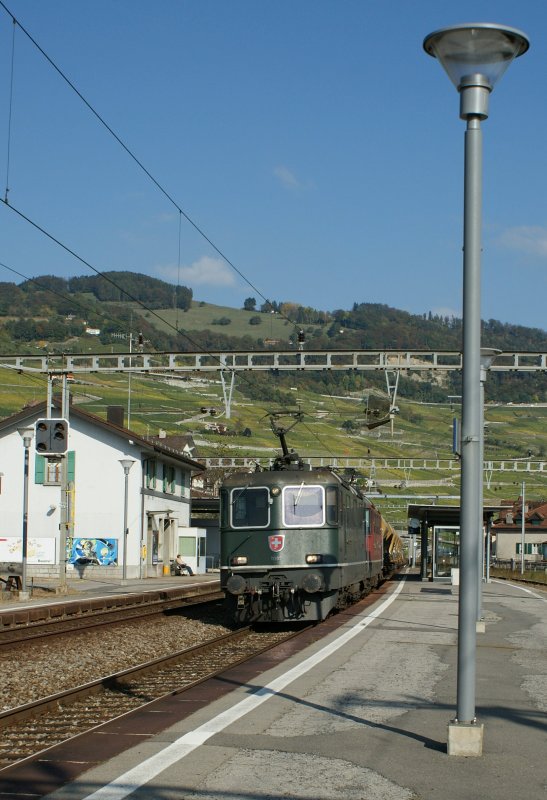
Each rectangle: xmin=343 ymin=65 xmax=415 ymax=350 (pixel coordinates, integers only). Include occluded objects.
xmin=0 ymin=349 xmax=546 ymax=375
xmin=220 ymin=370 xmax=236 ymax=419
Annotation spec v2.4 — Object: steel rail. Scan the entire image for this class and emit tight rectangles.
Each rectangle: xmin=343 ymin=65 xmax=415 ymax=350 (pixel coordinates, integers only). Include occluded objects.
xmin=0 ymin=625 xmax=310 ymax=770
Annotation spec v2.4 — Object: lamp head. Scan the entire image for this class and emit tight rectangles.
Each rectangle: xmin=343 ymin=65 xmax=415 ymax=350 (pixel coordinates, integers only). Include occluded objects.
xmin=17 ymin=426 xmax=35 ymax=448
xmin=424 ymin=23 xmax=529 ymax=119
xmin=480 ymin=347 xmax=503 ymax=373
xmin=119 ymin=458 xmax=136 ymax=473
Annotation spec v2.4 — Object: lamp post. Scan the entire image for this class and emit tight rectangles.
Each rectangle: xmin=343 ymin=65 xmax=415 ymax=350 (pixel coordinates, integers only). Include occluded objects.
xmin=17 ymin=426 xmax=34 ymax=597
xmin=424 ymin=23 xmax=528 ymax=756
xmin=520 ymin=480 xmax=526 ymax=574
xmin=119 ymin=459 xmax=136 ymax=583
xmin=477 ymin=348 xmax=501 ymax=623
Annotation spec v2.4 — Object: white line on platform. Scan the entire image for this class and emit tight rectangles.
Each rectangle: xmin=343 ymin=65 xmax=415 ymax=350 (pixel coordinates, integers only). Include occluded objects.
xmin=491 ymin=578 xmax=547 ymax=602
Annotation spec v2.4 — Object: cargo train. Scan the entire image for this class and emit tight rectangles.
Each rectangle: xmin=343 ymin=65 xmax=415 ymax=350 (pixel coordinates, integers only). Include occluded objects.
xmin=220 ymin=415 xmax=404 ymax=624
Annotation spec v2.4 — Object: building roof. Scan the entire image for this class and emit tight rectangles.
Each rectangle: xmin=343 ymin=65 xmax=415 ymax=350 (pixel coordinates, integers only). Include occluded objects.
xmin=492 ymin=499 xmax=547 ymax=532
xmin=407 ymin=503 xmax=505 ymax=528
xmin=0 ymin=401 xmax=204 ymax=472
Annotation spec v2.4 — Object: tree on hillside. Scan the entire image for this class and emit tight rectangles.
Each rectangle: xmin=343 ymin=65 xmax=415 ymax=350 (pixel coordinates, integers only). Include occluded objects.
xmin=243 ymin=297 xmax=257 ymax=311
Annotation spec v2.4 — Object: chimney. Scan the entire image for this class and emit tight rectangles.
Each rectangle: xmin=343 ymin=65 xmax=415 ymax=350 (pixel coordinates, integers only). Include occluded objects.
xmin=158 ymin=429 xmax=167 ymax=439
xmin=107 ymin=406 xmax=125 ymax=427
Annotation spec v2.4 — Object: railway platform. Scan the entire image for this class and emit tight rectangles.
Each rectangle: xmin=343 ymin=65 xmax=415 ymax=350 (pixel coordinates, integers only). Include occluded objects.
xmin=0 ymin=572 xmax=219 ymax=605
xmin=2 ymin=570 xmax=545 ymax=800
xmin=0 ymin=572 xmax=221 ymax=628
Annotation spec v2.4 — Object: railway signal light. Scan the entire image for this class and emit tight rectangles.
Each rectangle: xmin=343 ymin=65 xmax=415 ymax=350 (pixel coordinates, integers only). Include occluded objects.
xmin=34 ymin=418 xmax=69 ymax=456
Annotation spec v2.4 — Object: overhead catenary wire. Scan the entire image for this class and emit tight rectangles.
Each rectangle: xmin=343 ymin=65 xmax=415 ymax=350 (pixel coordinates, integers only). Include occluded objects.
xmin=2 ymin=201 xmax=301 ymax=422
xmin=3 ymin=14 xmax=16 ymax=203
xmin=0 ymin=1 xmax=298 ymax=329
xmin=0 ymin=5 xmax=338 ymax=456
xmin=3 ymin=200 xmax=218 ymax=347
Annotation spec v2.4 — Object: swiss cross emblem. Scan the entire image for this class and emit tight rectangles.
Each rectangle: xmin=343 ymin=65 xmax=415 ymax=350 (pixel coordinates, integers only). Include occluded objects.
xmin=269 ymin=535 xmax=285 ymax=552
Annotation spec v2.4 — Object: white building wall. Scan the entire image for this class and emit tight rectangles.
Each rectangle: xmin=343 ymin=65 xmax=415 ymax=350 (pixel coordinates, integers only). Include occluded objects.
xmin=0 ymin=427 xmax=60 ymax=558
xmin=0 ymin=413 xmax=196 ymax=583
xmin=67 ymin=418 xmax=143 ymax=572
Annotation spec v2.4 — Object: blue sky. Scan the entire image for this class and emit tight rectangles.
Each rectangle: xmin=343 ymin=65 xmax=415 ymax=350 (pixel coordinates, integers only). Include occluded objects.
xmin=0 ymin=1 xmax=545 ymax=331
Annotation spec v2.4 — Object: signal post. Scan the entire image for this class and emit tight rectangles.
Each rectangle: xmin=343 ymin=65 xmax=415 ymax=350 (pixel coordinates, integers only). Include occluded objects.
xmin=36 ymin=374 xmax=71 ymax=589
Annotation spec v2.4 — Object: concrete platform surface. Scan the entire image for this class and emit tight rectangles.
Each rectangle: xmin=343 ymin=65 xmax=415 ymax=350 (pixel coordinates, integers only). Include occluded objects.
xmin=40 ymin=573 xmax=547 ymax=800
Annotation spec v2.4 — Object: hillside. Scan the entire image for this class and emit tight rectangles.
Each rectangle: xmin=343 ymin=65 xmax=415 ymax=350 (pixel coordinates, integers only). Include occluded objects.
xmin=1 ymin=270 xmax=546 ymax=527
xmin=1 ymin=271 xmax=547 ymax=360
xmin=2 ymin=362 xmax=546 ymax=532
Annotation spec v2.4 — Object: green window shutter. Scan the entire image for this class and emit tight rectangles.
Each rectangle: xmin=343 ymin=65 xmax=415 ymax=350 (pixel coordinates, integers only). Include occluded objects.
xmin=147 ymin=459 xmax=156 ymax=489
xmin=170 ymin=467 xmax=176 ymax=493
xmin=67 ymin=450 xmax=75 ymax=481
xmin=35 ymin=455 xmax=45 ymax=484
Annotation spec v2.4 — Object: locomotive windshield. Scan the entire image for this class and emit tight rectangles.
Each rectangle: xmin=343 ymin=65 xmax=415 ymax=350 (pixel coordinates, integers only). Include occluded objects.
xmin=230 ymin=486 xmax=270 ymax=528
xmin=282 ymin=484 xmax=325 ymax=527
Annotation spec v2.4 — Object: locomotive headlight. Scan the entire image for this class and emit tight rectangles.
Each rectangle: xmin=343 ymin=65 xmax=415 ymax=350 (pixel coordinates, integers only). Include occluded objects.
xmin=230 ymin=555 xmax=248 ymax=566
xmin=306 ymin=554 xmax=323 ymax=564
xmin=270 ymin=487 xmax=281 ymax=497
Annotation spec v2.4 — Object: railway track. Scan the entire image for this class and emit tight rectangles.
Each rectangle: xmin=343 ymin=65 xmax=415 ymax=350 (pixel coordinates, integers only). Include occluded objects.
xmin=0 ymin=586 xmax=224 ymax=645
xmin=0 ymin=624 xmax=309 ymax=770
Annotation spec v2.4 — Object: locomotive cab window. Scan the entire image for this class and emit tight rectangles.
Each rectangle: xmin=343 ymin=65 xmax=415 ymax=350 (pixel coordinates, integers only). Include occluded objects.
xmin=230 ymin=486 xmax=270 ymax=528
xmin=283 ymin=484 xmax=325 ymax=527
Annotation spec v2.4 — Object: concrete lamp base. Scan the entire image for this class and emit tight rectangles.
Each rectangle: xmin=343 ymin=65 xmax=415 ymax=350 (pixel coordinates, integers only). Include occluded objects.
xmin=447 ymin=720 xmax=484 ymax=756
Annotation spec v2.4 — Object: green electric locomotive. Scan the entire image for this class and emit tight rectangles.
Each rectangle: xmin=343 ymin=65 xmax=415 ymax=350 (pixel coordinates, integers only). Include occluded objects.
xmin=220 ymin=414 xmax=388 ymax=624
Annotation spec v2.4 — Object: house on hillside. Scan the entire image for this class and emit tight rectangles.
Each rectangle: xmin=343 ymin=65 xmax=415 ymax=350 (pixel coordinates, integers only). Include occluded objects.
xmin=491 ymin=498 xmax=547 ymax=562
xmin=0 ymin=403 xmax=205 ymax=583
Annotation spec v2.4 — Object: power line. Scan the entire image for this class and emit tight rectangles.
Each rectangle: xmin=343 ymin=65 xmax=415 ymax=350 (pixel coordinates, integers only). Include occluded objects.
xmin=0 ymin=1 xmax=299 ymax=328
xmin=1 ymin=201 xmax=291 ymax=416
xmin=3 ymin=200 xmax=212 ymax=344
xmin=3 ymin=14 xmax=16 ymax=203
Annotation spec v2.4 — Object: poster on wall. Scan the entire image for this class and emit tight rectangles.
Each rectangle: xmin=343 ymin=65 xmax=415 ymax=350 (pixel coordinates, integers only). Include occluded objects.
xmin=67 ymin=538 xmax=118 ymax=565
xmin=0 ymin=537 xmax=56 ymax=564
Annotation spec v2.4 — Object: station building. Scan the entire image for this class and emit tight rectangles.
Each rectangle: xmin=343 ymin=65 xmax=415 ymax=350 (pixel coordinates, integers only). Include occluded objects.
xmin=0 ymin=402 xmax=205 ymax=584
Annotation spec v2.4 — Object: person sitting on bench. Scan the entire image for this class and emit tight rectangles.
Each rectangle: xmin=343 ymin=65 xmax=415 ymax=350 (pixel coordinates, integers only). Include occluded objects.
xmin=174 ymin=554 xmax=194 ymax=576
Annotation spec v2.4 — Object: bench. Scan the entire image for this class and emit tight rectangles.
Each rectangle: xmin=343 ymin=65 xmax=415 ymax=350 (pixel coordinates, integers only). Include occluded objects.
xmin=0 ymin=575 xmax=22 ymax=590
xmin=0 ymin=562 xmax=24 ymax=591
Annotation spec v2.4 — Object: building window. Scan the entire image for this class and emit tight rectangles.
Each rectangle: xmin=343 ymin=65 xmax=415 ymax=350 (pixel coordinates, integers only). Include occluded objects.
xmin=35 ymin=452 xmax=75 ymax=485
xmin=516 ymin=543 xmax=539 ymax=555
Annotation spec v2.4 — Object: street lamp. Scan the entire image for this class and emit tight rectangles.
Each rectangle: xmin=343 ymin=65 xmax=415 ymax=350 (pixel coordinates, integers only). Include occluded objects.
xmin=119 ymin=459 xmax=136 ymax=583
xmin=424 ymin=23 xmax=528 ymax=757
xmin=17 ymin=426 xmax=34 ymax=596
